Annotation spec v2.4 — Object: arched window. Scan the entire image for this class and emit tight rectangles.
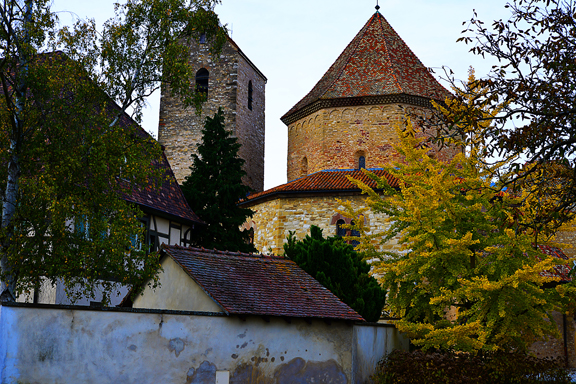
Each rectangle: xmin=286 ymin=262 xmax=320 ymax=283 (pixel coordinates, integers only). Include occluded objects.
xmin=195 ymin=68 xmax=209 ymax=97
xmin=248 ymin=80 xmax=253 ymax=110
xmin=350 ymin=220 xmax=360 ymax=247
xmin=336 ymin=219 xmax=347 ymax=238
xmin=358 ymin=156 xmax=366 ymax=169
xmin=336 ymin=219 xmax=360 ymax=247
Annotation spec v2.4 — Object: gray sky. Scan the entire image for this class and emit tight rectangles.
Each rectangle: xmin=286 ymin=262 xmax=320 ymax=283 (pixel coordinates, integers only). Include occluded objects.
xmin=52 ymin=0 xmax=512 ymax=189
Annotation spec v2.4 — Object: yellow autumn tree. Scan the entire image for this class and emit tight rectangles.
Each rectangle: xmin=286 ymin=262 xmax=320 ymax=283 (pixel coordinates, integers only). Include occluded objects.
xmin=340 ymin=70 xmax=574 ymax=352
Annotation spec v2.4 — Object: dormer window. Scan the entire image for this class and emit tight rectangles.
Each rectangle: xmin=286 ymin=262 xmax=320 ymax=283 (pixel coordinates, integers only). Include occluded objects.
xmin=195 ymin=68 xmax=209 ymax=97
xmin=248 ymin=80 xmax=253 ymax=110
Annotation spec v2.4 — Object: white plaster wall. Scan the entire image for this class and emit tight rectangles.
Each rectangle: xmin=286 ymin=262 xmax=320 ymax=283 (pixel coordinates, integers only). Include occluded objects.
xmin=15 ymin=213 xmax=195 ymax=307
xmin=133 ymin=257 xmax=224 ymax=313
xmin=0 ymin=304 xmax=395 ymax=384
xmin=353 ymin=324 xmax=410 ymax=383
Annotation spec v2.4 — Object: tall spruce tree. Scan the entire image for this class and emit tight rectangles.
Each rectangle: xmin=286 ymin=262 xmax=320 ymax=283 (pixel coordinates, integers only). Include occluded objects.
xmin=283 ymin=225 xmax=386 ymax=322
xmin=182 ymin=109 xmax=256 ymax=253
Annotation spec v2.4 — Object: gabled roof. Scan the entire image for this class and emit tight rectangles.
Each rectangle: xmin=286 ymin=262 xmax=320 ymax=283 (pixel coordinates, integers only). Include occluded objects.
xmin=240 ymin=168 xmax=399 ymax=206
xmin=160 ymin=245 xmax=365 ymax=321
xmin=109 ymin=103 xmax=202 ymax=226
xmin=281 ymin=11 xmax=451 ymax=125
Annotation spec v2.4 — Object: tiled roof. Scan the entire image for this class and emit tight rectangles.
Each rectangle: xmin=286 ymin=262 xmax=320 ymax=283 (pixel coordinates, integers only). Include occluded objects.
xmin=161 ymin=244 xmax=365 ymax=321
xmin=241 ymin=168 xmax=398 ymax=205
xmin=282 ymin=11 xmax=451 ymax=123
xmin=110 ymin=103 xmax=202 ymax=225
xmin=537 ymin=245 xmax=573 ymax=283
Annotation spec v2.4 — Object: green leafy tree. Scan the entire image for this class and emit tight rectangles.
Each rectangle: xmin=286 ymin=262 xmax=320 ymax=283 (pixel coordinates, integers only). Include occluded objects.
xmin=340 ymin=77 xmax=574 ymax=352
xmin=431 ymin=0 xmax=576 ymax=230
xmin=283 ymin=225 xmax=386 ymax=322
xmin=0 ymin=0 xmax=226 ymax=303
xmin=182 ymin=109 xmax=256 ymax=253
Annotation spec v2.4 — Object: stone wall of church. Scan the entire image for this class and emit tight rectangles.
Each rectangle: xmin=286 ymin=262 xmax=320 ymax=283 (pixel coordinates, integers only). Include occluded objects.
xmin=245 ymin=194 xmax=401 ymax=256
xmin=286 ymin=104 xmax=461 ymax=182
xmin=158 ymin=37 xmax=265 ymax=192
xmin=555 ymin=229 xmax=576 ymax=259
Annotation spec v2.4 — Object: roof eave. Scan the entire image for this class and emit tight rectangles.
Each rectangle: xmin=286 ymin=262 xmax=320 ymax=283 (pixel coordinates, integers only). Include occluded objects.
xmin=280 ymin=93 xmax=445 ymax=126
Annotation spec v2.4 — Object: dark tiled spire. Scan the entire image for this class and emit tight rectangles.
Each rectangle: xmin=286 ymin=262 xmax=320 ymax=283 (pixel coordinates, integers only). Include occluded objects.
xmin=281 ymin=12 xmax=451 ymax=123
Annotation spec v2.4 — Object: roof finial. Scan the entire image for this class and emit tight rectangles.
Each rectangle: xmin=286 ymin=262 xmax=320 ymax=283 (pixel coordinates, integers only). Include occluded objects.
xmin=375 ymin=0 xmax=380 ymax=11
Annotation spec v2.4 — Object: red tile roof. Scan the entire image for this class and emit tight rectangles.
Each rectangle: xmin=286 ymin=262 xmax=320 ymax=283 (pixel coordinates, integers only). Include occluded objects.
xmin=537 ymin=245 xmax=573 ymax=283
xmin=161 ymin=244 xmax=365 ymax=321
xmin=110 ymin=104 xmax=202 ymax=226
xmin=282 ymin=11 xmax=451 ymax=124
xmin=240 ymin=168 xmax=398 ymax=205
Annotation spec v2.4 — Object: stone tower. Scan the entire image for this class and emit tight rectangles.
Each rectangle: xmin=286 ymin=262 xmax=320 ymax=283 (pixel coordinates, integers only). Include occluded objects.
xmin=159 ymin=36 xmax=267 ymax=192
xmin=281 ymin=11 xmax=456 ymax=182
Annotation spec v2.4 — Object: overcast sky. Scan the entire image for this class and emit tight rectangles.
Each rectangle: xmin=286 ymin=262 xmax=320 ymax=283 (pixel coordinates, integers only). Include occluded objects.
xmin=51 ymin=0 xmax=513 ymax=189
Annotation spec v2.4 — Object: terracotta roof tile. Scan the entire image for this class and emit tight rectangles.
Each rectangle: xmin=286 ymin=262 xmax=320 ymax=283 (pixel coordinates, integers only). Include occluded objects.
xmin=282 ymin=12 xmax=451 ymax=122
xmin=538 ymin=245 xmax=573 ymax=283
xmin=110 ymin=105 xmax=202 ymax=225
xmin=241 ymin=168 xmax=398 ymax=204
xmin=162 ymin=245 xmax=364 ymax=321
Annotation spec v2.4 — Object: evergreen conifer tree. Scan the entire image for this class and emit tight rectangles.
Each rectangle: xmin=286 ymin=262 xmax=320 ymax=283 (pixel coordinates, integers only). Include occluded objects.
xmin=283 ymin=225 xmax=386 ymax=322
xmin=182 ymin=109 xmax=256 ymax=253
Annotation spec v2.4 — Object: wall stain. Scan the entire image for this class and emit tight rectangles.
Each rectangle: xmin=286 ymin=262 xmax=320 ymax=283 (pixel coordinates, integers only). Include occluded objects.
xmin=229 ymin=358 xmax=347 ymax=384
xmin=230 ymin=364 xmax=272 ymax=384
xmin=237 ymin=329 xmax=247 ymax=339
xmin=274 ymin=357 xmax=347 ymax=384
xmin=201 ymin=347 xmax=213 ymax=357
xmin=231 ymin=354 xmax=239 ymax=359
xmin=128 ymin=344 xmax=137 ymax=352
xmin=168 ymin=338 xmax=185 ymax=357
xmin=186 ymin=361 xmax=216 ymax=384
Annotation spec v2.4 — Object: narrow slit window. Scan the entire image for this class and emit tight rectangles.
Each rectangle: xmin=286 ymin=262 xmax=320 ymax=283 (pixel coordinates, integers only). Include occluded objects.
xmin=195 ymin=68 xmax=209 ymax=97
xmin=248 ymin=80 xmax=253 ymax=110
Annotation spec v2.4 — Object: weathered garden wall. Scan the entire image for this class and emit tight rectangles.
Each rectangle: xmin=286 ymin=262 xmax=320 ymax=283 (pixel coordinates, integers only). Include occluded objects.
xmin=0 ymin=303 xmax=407 ymax=384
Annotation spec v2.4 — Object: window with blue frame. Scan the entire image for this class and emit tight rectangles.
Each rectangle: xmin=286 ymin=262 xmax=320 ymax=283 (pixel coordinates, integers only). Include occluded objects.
xmin=358 ymin=156 xmax=366 ymax=169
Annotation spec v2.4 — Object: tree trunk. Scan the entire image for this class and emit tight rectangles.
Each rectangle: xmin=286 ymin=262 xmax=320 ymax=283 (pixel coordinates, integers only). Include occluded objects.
xmin=0 ymin=0 xmax=31 ymax=302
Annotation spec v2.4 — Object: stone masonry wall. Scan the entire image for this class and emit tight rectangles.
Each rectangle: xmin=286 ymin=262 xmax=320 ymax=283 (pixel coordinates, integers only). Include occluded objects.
xmin=530 ymin=311 xmax=576 ymax=368
xmin=158 ymin=37 xmax=265 ymax=192
xmin=234 ymin=54 xmax=265 ymax=192
xmin=246 ymin=194 xmax=401 ymax=256
xmin=286 ymin=104 xmax=460 ymax=181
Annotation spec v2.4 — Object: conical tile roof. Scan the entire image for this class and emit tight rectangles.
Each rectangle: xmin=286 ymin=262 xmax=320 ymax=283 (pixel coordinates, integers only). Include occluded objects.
xmin=281 ymin=11 xmax=451 ymax=124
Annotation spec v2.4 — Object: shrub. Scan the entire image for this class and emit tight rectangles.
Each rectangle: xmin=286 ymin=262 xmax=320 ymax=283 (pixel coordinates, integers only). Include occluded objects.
xmin=373 ymin=349 xmax=571 ymax=384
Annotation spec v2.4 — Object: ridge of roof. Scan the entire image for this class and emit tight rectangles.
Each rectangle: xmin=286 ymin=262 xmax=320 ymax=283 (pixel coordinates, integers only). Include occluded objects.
xmin=160 ymin=244 xmax=365 ymax=321
xmin=281 ymin=12 xmax=451 ymax=124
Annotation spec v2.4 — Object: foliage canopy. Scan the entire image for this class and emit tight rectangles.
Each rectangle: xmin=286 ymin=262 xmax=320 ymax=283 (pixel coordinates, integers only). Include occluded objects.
xmin=283 ymin=225 xmax=386 ymax=322
xmin=431 ymin=0 xmax=576 ymax=229
xmin=340 ymin=73 xmax=575 ymax=352
xmin=0 ymin=0 xmax=225 ymax=303
xmin=182 ymin=109 xmax=256 ymax=253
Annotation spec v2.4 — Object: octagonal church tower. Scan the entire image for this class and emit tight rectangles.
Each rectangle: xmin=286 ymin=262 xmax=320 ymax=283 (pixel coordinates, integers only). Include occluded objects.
xmin=240 ymin=9 xmax=460 ymax=255
xmin=281 ymin=9 xmax=455 ymax=181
